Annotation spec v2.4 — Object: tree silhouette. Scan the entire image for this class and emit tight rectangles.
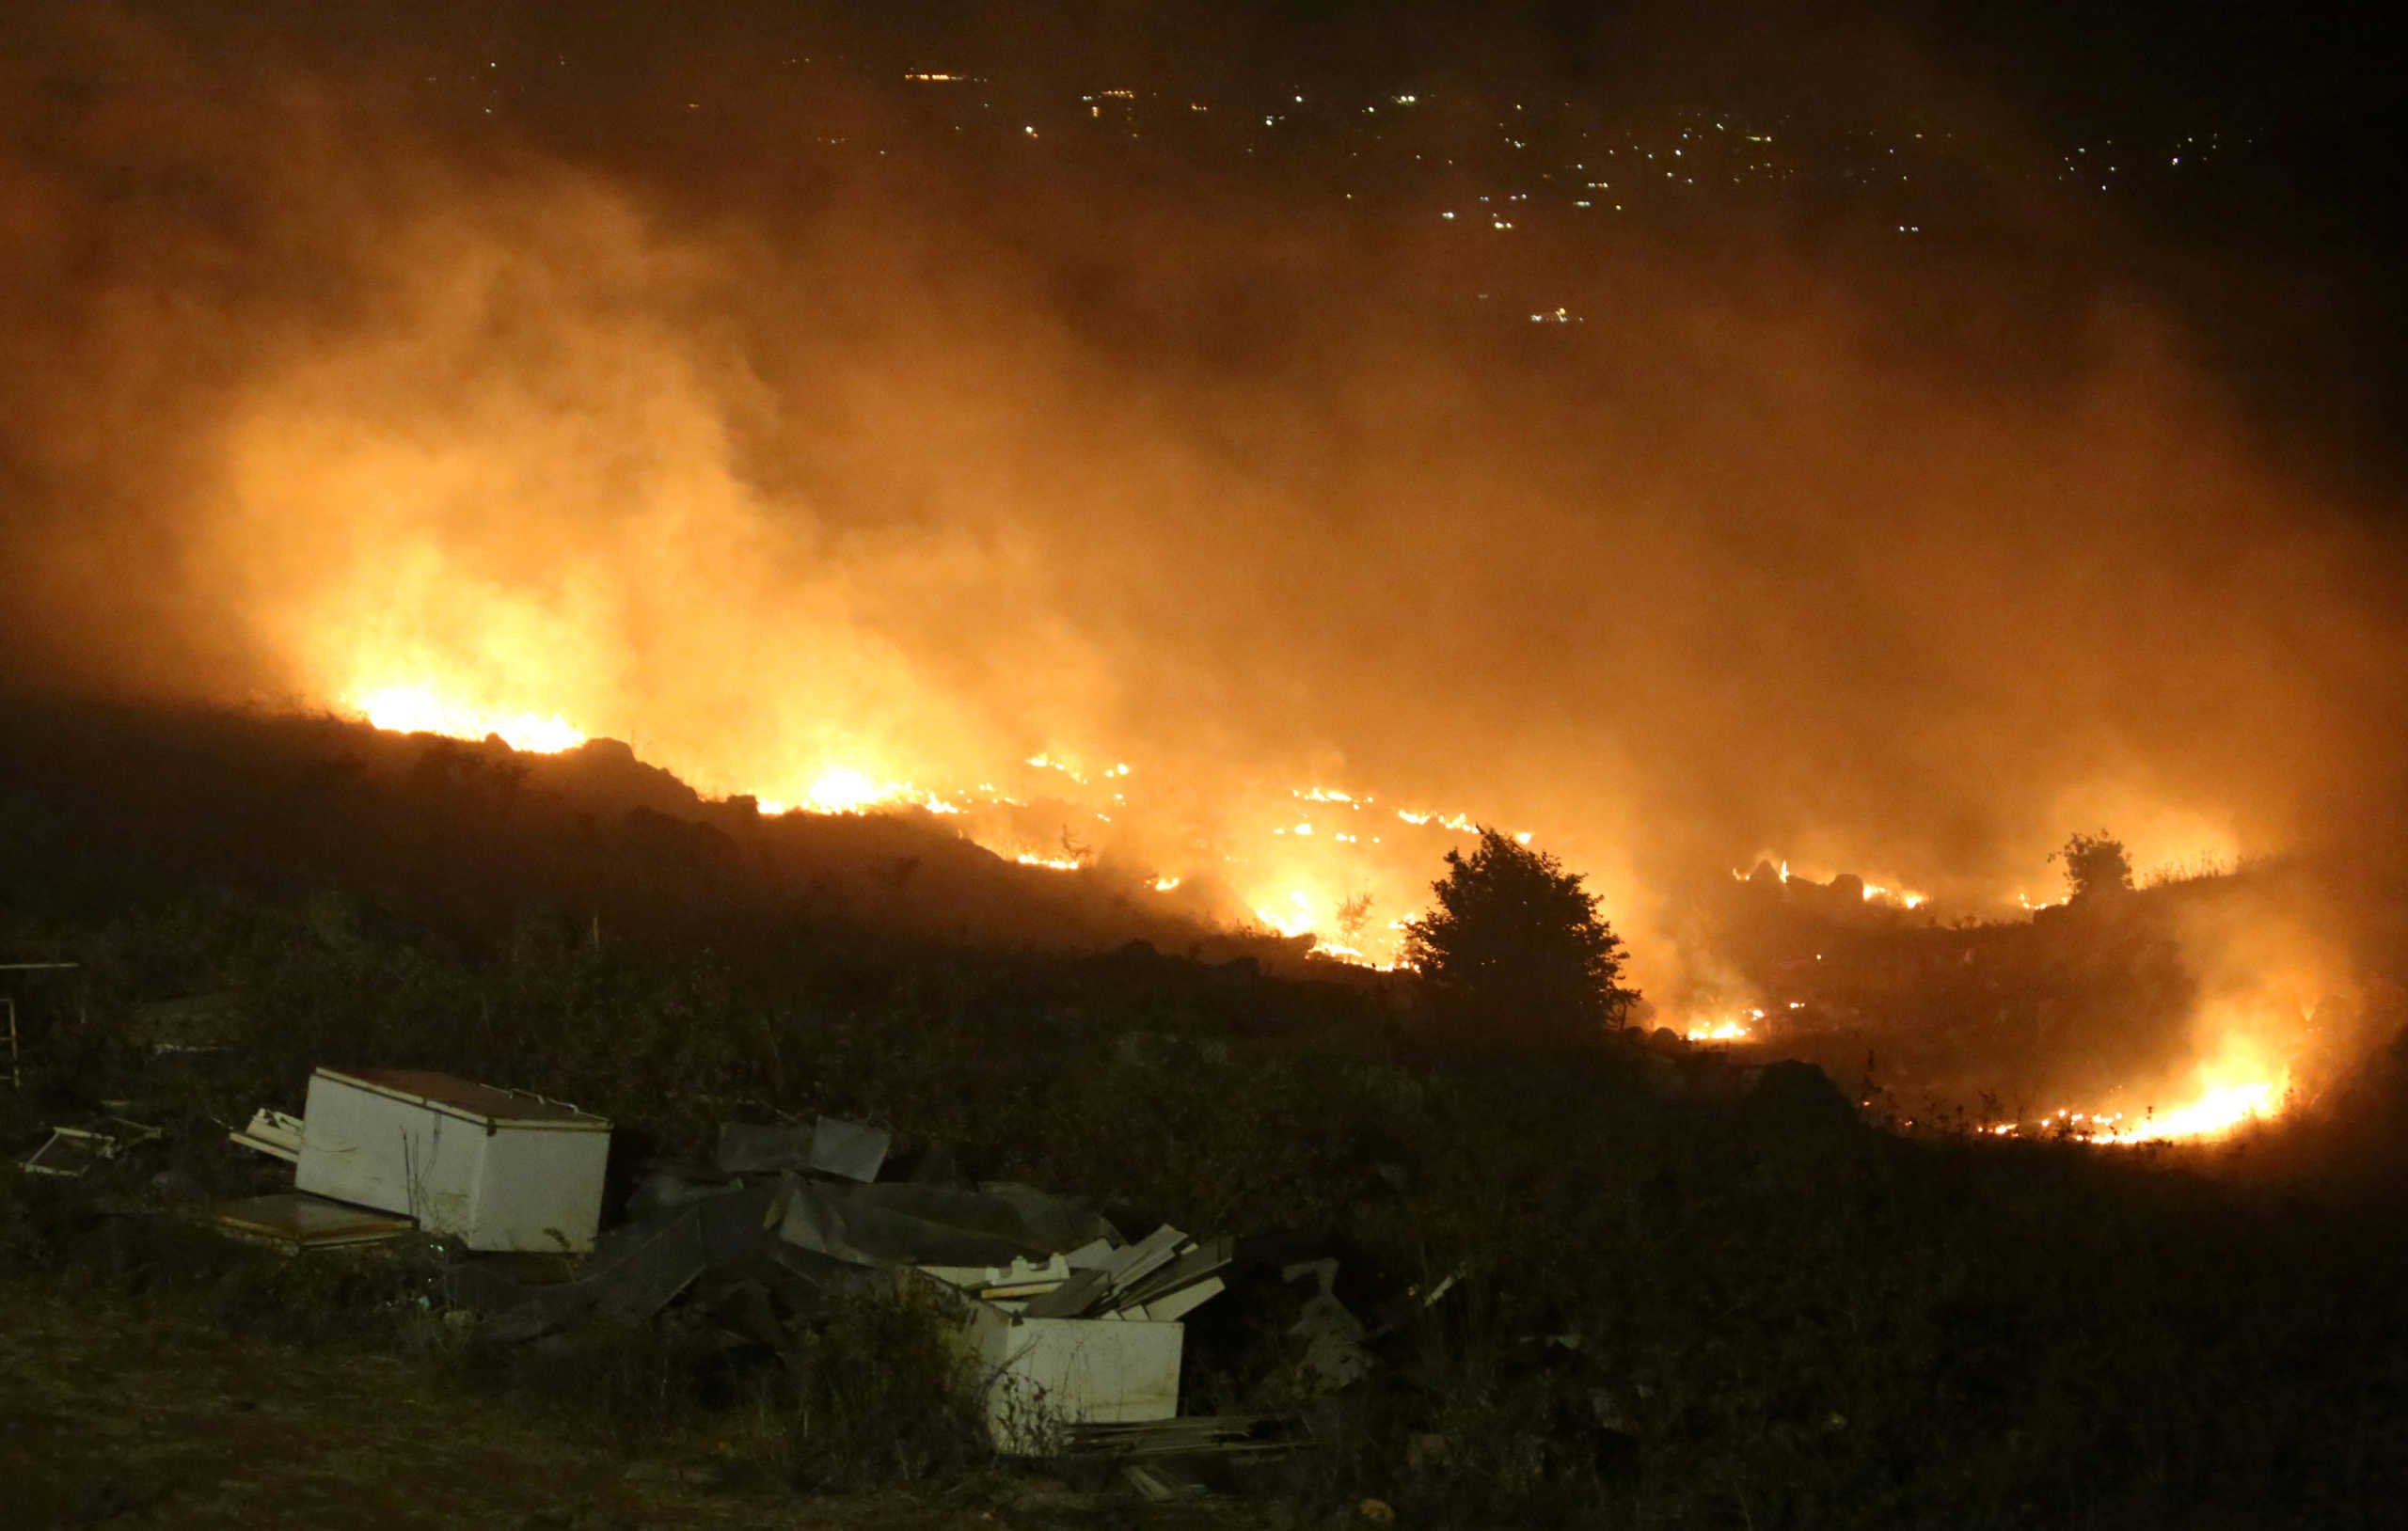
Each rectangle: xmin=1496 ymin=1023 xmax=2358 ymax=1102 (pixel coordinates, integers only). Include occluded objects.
xmin=1402 ymin=829 xmax=1639 ymax=1043
xmin=2055 ymin=830 xmax=2134 ymax=901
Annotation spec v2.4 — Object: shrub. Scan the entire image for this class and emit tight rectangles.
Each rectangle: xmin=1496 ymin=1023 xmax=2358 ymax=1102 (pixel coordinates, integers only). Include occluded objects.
xmin=1401 ymin=829 xmax=1639 ymax=1044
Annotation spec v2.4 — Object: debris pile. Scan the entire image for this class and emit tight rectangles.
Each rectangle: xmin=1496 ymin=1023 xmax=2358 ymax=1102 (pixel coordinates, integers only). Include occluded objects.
xmin=24 ymin=1067 xmax=1360 ymax=1482
xmin=444 ymin=1111 xmax=1247 ymax=1454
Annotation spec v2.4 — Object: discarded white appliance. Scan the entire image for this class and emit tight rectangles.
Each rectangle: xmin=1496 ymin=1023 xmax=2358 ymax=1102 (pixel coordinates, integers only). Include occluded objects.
xmin=942 ymin=1293 xmax=1189 ymax=1455
xmin=293 ymin=1067 xmax=611 ymax=1253
xmin=918 ymin=1224 xmax=1232 ymax=1454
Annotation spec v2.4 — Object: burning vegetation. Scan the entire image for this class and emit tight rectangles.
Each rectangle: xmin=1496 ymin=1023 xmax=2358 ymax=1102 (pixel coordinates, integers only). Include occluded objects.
xmin=7 ymin=5 xmax=2405 ymax=1158
xmin=0 ymin=0 xmax=2398 ymax=1188
xmin=6 ymin=9 xmax=2408 ymax=1523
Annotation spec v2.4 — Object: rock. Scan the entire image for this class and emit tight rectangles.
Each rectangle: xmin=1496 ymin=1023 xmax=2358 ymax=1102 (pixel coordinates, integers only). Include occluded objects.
xmin=1747 ymin=1060 xmax=1858 ymax=1132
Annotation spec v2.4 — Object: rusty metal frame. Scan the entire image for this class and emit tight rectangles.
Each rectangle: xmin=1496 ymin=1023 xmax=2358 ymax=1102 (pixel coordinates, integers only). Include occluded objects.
xmin=1 ymin=962 xmax=83 ymax=1089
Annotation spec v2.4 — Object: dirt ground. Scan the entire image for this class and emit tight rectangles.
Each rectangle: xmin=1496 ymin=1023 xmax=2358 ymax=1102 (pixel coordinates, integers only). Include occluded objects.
xmin=0 ymin=1286 xmax=1268 ymax=1531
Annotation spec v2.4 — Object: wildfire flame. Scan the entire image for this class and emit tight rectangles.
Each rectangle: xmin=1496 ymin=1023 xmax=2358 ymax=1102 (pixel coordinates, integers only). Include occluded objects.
xmin=339 ymin=687 xmax=2305 ymax=1154
xmin=338 ymin=683 xmax=1959 ymax=980
xmin=1861 ymin=882 xmax=1928 ymax=908
xmin=1013 ymin=853 xmax=1085 ymax=872
xmin=1983 ymin=1077 xmax=2286 ymax=1145
xmin=352 ymin=686 xmax=587 ymax=754
xmin=1684 ymin=1007 xmax=1764 ymax=1042
xmin=802 ymin=766 xmax=901 ymax=813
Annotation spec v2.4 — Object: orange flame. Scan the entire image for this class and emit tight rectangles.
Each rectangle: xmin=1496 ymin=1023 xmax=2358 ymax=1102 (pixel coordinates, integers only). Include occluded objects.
xmin=351 ymin=685 xmax=585 ymax=753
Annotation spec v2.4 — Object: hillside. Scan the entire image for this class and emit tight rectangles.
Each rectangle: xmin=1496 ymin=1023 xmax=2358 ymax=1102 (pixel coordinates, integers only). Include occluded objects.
xmin=6 ymin=693 xmax=2408 ymax=1528
xmin=0 ymin=693 xmax=1327 ymax=974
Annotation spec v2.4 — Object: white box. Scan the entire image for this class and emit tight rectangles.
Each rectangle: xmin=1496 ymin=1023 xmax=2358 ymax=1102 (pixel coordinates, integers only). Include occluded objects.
xmin=293 ymin=1067 xmax=611 ymax=1253
xmin=943 ymin=1295 xmax=1184 ymax=1454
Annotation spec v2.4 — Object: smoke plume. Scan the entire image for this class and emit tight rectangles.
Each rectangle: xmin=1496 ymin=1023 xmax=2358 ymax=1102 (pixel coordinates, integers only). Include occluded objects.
xmin=5 ymin=5 xmax=2405 ymax=1011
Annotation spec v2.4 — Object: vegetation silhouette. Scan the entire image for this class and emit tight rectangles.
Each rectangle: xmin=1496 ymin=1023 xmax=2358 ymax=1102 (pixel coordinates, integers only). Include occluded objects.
xmin=2055 ymin=829 xmax=2136 ymax=901
xmin=1401 ymin=828 xmax=1638 ymax=1044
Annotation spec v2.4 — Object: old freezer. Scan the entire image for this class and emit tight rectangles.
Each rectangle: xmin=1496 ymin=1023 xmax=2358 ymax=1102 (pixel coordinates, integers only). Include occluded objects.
xmin=294 ymin=1067 xmax=611 ymax=1252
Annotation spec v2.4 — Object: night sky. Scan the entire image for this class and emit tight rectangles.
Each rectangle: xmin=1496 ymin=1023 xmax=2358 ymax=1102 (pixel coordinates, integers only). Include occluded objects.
xmin=60 ymin=2 xmax=2408 ymax=117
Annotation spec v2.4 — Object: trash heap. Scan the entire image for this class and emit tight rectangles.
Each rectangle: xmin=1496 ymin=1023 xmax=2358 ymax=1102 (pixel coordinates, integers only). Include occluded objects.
xmin=204 ymin=1068 xmax=1254 ymax=1457
xmin=19 ymin=1065 xmax=1547 ymax=1506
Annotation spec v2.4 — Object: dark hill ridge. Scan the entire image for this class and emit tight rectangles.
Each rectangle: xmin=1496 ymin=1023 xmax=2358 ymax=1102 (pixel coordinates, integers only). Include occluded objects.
xmin=0 ymin=692 xmax=1328 ymax=973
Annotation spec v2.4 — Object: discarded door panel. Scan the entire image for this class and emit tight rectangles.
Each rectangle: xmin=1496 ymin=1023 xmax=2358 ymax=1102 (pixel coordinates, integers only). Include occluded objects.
xmin=213 ymin=1192 xmax=415 ymax=1252
xmin=293 ymin=1067 xmax=610 ymax=1253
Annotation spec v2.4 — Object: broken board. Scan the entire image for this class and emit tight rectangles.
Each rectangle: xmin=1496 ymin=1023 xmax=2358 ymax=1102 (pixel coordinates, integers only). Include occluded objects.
xmin=213 ymin=1192 xmax=416 ymax=1253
